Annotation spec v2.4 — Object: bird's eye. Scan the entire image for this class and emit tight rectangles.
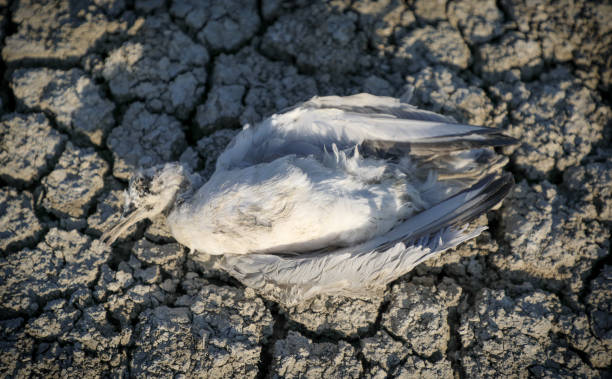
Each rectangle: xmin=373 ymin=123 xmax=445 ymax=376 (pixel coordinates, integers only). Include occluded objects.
xmin=131 ymin=176 xmax=144 ymax=190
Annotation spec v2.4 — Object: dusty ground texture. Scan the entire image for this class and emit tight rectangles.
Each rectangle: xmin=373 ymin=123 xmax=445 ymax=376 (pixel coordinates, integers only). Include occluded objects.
xmin=0 ymin=0 xmax=611 ymax=377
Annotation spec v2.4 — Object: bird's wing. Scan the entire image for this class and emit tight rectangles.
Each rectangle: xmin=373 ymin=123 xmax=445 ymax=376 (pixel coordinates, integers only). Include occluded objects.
xmin=215 ymin=172 xmax=512 ymax=305
xmin=219 ymin=227 xmax=485 ymax=306
xmin=215 ymin=93 xmax=516 ymax=171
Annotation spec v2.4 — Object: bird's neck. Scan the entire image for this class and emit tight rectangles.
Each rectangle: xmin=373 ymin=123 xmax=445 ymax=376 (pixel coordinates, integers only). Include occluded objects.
xmin=164 ymin=184 xmax=194 ymax=217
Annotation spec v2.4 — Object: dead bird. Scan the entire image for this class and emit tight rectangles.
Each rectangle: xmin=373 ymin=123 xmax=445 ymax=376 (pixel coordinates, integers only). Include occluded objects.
xmin=102 ymin=93 xmax=516 ymax=305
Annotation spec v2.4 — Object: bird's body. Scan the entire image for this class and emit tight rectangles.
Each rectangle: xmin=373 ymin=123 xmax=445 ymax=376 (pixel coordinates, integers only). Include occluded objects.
xmin=169 ymin=148 xmax=422 ymax=255
xmin=102 ymin=93 xmax=516 ymax=305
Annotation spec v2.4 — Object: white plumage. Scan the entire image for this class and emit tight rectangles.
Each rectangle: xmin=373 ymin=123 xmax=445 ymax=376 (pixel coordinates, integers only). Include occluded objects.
xmin=102 ymin=93 xmax=516 ymax=305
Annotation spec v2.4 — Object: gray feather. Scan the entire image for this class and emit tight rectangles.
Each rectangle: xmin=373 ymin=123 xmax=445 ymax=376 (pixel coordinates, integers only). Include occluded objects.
xmin=216 ymin=226 xmax=485 ymax=305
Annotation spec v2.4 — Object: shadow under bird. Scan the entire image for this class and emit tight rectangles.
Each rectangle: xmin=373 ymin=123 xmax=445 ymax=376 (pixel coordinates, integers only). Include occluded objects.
xmin=102 ymin=93 xmax=517 ymax=305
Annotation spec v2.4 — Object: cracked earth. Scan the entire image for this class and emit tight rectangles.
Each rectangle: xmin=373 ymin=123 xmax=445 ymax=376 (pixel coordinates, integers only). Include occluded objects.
xmin=0 ymin=0 xmax=611 ymax=377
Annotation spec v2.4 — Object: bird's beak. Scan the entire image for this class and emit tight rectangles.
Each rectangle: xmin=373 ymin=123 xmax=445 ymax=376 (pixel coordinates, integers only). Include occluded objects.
xmin=100 ymin=207 xmax=148 ymax=247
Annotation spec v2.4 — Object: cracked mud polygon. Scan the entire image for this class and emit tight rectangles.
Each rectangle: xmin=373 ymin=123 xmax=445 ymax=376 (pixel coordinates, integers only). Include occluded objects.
xmin=0 ymin=0 xmax=610 ymax=377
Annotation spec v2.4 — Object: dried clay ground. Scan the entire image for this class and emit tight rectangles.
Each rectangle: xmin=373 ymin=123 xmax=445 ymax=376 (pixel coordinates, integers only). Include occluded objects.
xmin=0 ymin=0 xmax=611 ymax=377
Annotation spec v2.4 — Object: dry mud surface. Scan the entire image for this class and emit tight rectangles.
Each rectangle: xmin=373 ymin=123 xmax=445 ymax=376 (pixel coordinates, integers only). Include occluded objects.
xmin=1 ymin=0 xmax=611 ymax=377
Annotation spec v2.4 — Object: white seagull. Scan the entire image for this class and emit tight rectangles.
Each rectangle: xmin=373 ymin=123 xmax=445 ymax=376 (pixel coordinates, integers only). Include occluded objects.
xmin=102 ymin=93 xmax=516 ymax=305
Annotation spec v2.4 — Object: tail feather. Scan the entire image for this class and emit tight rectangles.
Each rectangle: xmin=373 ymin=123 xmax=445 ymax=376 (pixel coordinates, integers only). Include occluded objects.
xmin=366 ymin=172 xmax=512 ymax=253
xmin=434 ymin=150 xmax=509 ymax=181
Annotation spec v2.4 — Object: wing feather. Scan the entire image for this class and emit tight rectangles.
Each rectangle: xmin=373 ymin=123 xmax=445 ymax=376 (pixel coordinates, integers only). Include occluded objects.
xmin=217 ymin=226 xmax=486 ymax=305
xmin=215 ymin=93 xmax=516 ymax=171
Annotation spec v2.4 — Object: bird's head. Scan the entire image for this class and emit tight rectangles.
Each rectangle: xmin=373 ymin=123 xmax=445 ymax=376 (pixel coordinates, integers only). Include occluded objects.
xmin=101 ymin=162 xmax=191 ymax=246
